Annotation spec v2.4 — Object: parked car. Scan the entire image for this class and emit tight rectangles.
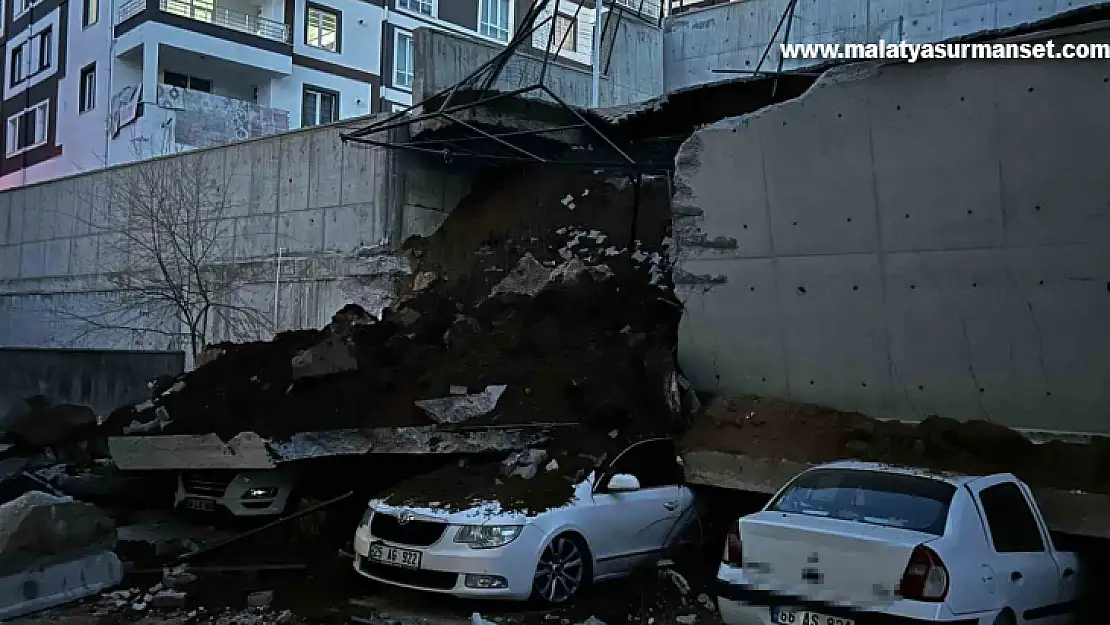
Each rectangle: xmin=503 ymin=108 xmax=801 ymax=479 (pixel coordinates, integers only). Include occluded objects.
xmin=174 ymin=467 xmax=301 ymax=517
xmin=716 ymin=461 xmax=1082 ymax=625
xmin=352 ymin=438 xmax=696 ymax=603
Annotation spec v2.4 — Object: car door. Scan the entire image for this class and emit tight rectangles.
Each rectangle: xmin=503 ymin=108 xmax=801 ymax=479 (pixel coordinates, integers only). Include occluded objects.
xmin=587 ymin=438 xmax=688 ymax=571
xmin=968 ymin=476 xmax=1064 ymax=625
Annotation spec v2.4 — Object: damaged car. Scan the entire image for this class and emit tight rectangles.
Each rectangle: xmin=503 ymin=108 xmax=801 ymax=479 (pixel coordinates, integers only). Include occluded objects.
xmin=352 ymin=437 xmax=696 ymax=603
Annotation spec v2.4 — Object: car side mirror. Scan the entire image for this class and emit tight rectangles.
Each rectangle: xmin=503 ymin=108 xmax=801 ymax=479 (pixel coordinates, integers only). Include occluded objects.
xmin=607 ymin=473 xmax=640 ymax=492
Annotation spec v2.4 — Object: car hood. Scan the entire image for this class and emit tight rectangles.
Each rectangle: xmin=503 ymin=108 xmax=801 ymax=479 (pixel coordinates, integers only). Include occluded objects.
xmin=370 ymin=497 xmax=531 ymax=525
xmin=370 ymin=458 xmax=597 ymax=523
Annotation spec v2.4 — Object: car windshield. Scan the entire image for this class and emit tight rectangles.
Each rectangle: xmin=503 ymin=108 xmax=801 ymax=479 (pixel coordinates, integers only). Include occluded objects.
xmin=768 ymin=468 xmax=957 ymax=535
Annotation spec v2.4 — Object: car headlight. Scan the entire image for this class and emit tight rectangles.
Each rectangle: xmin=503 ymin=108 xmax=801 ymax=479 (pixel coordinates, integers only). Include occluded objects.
xmin=454 ymin=525 xmax=523 ymax=549
xmin=242 ymin=487 xmax=278 ymax=499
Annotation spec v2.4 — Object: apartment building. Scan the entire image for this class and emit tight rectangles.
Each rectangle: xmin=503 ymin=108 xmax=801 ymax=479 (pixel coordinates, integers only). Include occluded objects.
xmin=0 ymin=0 xmax=636 ymax=189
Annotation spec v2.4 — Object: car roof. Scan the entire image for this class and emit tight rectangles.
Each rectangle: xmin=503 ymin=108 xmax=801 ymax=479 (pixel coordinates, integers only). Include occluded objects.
xmin=807 ymin=460 xmax=989 ymax=487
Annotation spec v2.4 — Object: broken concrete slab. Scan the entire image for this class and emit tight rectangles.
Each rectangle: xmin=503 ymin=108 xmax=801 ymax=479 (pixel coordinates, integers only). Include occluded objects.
xmin=414 ymin=385 xmax=507 ymax=424
xmin=0 ymin=492 xmax=116 ymax=576
xmin=0 ymin=549 xmax=122 ymax=621
xmin=107 ymin=433 xmax=276 ymax=471
xmin=267 ymin=425 xmax=551 ymax=462
xmin=291 ymin=334 xmax=358 ymax=380
xmin=490 ymin=253 xmax=548 ymax=298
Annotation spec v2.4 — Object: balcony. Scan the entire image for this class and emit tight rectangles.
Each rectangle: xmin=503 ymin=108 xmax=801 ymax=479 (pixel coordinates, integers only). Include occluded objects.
xmin=116 ymin=0 xmax=290 ymax=43
xmin=155 ymin=84 xmax=290 ymax=149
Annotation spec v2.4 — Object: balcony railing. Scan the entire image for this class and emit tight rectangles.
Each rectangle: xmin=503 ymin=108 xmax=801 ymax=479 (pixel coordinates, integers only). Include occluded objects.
xmin=116 ymin=0 xmax=290 ymax=43
xmin=162 ymin=0 xmax=290 ymax=42
xmin=156 ymin=84 xmax=290 ymax=148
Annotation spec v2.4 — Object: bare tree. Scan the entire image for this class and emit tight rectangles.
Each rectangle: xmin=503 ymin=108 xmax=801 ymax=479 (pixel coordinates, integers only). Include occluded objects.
xmin=53 ymin=132 xmax=272 ymax=359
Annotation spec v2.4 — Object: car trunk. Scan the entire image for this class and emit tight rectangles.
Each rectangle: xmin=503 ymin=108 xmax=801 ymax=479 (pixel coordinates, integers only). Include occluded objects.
xmin=740 ymin=511 xmax=936 ymax=608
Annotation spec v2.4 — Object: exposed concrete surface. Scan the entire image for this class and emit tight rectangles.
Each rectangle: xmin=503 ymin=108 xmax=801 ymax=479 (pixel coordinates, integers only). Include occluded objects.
xmin=0 ymin=549 xmax=122 ymax=621
xmin=663 ymin=0 xmax=1110 ymax=92
xmin=0 ymin=118 xmax=473 ymax=353
xmin=0 ymin=348 xmax=184 ymax=421
xmin=674 ymin=32 xmax=1110 ymax=435
xmin=414 ymin=17 xmax=663 ymax=108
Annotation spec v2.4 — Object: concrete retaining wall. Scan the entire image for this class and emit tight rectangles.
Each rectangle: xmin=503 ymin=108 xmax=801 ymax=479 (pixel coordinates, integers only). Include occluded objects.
xmin=673 ymin=30 xmax=1110 ymax=435
xmin=0 ymin=348 xmax=184 ymax=420
xmin=414 ymin=13 xmax=663 ymax=108
xmin=0 ymin=118 xmax=473 ymax=355
xmin=663 ymin=0 xmax=1109 ymax=92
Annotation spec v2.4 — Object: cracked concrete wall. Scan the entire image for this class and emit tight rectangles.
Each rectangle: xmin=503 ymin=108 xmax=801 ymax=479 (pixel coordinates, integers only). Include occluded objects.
xmin=663 ymin=0 xmax=1109 ymax=92
xmin=674 ymin=32 xmax=1110 ymax=435
xmin=0 ymin=118 xmax=472 ymax=353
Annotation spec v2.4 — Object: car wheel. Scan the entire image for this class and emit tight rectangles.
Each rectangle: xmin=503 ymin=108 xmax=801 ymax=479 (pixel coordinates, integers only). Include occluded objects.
xmin=532 ymin=533 xmax=590 ymax=604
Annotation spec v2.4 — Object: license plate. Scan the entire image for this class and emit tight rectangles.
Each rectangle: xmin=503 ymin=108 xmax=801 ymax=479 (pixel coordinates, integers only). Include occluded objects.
xmin=368 ymin=542 xmax=422 ymax=569
xmin=184 ymin=498 xmax=215 ymax=512
xmin=772 ymin=607 xmax=854 ymax=625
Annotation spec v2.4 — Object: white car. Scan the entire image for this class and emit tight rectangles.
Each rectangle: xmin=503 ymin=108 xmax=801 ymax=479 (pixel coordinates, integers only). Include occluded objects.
xmin=717 ymin=461 xmax=1082 ymax=625
xmin=352 ymin=438 xmax=696 ymax=603
xmin=174 ymin=468 xmax=300 ymax=517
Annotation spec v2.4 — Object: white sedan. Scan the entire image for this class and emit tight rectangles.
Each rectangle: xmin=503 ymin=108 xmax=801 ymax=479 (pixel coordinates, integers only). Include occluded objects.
xmin=352 ymin=438 xmax=695 ymax=603
xmin=717 ymin=461 xmax=1082 ymax=625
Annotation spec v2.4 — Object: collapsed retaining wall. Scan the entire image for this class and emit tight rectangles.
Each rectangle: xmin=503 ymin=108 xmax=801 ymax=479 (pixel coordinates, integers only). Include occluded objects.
xmin=663 ymin=0 xmax=1110 ymax=93
xmin=673 ymin=29 xmax=1110 ymax=435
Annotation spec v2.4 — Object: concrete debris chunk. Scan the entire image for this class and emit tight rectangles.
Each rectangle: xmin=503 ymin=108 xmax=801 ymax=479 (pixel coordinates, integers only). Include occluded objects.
xmin=490 ymin=253 xmax=550 ymax=298
xmin=163 ymin=564 xmax=197 ymax=588
xmin=246 ymin=590 xmax=274 ymax=608
xmin=150 ymin=589 xmax=188 ymax=609
xmin=697 ymin=593 xmax=716 ymax=612
xmin=412 ymin=271 xmax=437 ymax=292
xmin=291 ymin=334 xmax=358 ymax=380
xmin=676 ymin=615 xmax=697 ymax=625
xmin=415 ymin=385 xmax=507 ymax=425
xmin=578 ymin=617 xmax=606 ymax=625
xmin=449 ymin=385 xmax=469 ymax=396
xmin=472 ymin=612 xmax=498 ymax=625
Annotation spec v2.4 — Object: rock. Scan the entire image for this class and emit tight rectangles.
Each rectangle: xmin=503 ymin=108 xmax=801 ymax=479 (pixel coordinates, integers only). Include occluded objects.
xmin=246 ymin=590 xmax=274 ymax=608
xmin=0 ymin=491 xmax=115 ymax=576
xmin=545 ymin=459 xmax=559 ymax=472
xmin=291 ymin=334 xmax=358 ymax=380
xmin=162 ymin=565 xmax=197 ymax=588
xmin=490 ymin=253 xmax=550 ymax=298
xmin=696 ymin=593 xmax=716 ymax=612
xmin=150 ymin=589 xmax=188 ymax=609
xmin=415 ymin=385 xmax=507 ymax=425
xmin=412 ymin=271 xmax=437 ymax=292
xmin=473 ymin=612 xmax=498 ymax=625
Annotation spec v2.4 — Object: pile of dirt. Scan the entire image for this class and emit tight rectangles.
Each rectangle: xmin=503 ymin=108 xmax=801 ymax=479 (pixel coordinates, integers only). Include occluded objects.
xmin=682 ymin=395 xmax=1110 ymax=494
xmin=103 ymin=171 xmax=684 ymax=460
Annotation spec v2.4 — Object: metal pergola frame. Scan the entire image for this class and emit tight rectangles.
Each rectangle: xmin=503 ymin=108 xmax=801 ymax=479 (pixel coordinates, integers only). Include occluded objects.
xmin=340 ymin=0 xmax=655 ymax=172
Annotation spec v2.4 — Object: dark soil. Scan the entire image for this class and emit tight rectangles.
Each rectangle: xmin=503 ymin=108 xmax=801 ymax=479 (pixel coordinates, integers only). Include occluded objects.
xmin=682 ymin=395 xmax=1110 ymax=494
xmin=99 ymin=171 xmax=680 ymax=453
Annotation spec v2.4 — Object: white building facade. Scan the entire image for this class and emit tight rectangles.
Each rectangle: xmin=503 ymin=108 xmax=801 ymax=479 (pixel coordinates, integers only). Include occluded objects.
xmin=0 ymin=0 xmax=629 ymax=189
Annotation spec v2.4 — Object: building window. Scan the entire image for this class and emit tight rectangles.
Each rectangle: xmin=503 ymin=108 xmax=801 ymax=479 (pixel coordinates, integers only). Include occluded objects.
xmin=394 ymin=29 xmax=413 ymax=90
xmin=397 ymin=0 xmax=431 ymax=16
xmin=305 ymin=5 xmax=339 ymax=52
xmin=302 ymin=87 xmax=338 ymax=127
xmin=79 ymin=64 xmax=96 ymax=113
xmin=37 ymin=27 xmax=51 ymax=71
xmin=164 ymin=71 xmax=212 ymax=93
xmin=552 ymin=12 xmax=576 ymax=52
xmin=478 ymin=0 xmax=510 ymax=42
xmin=14 ymin=0 xmax=43 ymax=17
xmin=6 ymin=100 xmax=49 ymax=157
xmin=83 ymin=0 xmax=99 ymax=27
xmin=9 ymin=45 xmax=25 ymax=86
